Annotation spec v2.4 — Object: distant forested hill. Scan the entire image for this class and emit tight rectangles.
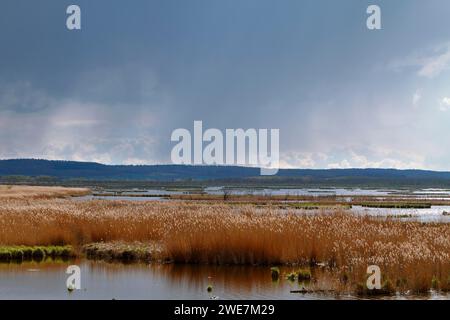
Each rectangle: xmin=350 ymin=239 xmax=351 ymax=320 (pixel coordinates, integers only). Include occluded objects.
xmin=0 ymin=159 xmax=259 ymax=180
xmin=1 ymin=159 xmax=450 ymax=187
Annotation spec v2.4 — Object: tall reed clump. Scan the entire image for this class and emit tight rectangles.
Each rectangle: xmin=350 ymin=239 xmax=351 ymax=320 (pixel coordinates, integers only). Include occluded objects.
xmin=161 ymin=204 xmax=450 ymax=293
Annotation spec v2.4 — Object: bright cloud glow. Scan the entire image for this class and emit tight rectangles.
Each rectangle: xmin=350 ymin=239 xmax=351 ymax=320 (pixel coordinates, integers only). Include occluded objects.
xmin=440 ymin=97 xmax=450 ymax=111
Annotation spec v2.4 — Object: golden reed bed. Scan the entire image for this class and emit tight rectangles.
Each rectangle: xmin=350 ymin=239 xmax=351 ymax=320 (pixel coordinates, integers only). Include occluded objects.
xmin=0 ymin=191 xmax=449 ymax=293
xmin=0 ymin=185 xmax=90 ymax=199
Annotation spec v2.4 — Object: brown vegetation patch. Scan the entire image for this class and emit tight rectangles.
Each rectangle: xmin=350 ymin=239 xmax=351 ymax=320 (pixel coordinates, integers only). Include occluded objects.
xmin=0 ymin=185 xmax=90 ymax=199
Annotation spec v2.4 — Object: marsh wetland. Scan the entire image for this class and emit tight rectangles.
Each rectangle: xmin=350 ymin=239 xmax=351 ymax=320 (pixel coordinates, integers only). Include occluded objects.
xmin=0 ymin=185 xmax=449 ymax=299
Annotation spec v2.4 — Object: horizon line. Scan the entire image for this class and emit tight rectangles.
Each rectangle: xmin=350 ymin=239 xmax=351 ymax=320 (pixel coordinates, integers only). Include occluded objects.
xmin=1 ymin=158 xmax=449 ymax=173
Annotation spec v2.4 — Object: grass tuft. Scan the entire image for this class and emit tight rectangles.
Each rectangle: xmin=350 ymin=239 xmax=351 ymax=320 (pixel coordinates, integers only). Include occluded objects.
xmin=0 ymin=245 xmax=74 ymax=262
xmin=270 ymin=267 xmax=280 ymax=281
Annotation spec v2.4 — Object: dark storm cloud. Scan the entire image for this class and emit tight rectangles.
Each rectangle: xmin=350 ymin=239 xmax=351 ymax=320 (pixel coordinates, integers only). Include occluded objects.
xmin=1 ymin=0 xmax=450 ymax=169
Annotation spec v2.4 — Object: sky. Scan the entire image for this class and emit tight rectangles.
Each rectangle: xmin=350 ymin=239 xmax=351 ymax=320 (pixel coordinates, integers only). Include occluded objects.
xmin=1 ymin=0 xmax=450 ymax=170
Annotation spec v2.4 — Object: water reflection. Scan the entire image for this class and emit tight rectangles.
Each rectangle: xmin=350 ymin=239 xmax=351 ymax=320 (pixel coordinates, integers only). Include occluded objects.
xmin=0 ymin=261 xmax=448 ymax=300
xmin=351 ymin=205 xmax=450 ymax=223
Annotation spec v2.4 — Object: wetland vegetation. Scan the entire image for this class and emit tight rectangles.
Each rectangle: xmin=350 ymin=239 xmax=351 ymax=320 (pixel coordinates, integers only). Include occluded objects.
xmin=0 ymin=185 xmax=449 ymax=298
